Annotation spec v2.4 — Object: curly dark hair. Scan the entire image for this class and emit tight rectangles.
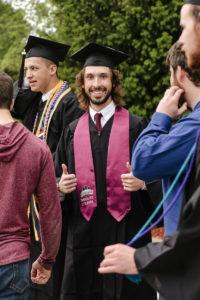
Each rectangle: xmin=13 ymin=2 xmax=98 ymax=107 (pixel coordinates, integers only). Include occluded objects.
xmin=75 ymin=68 xmax=124 ymax=111
xmin=166 ymin=42 xmax=200 ymax=86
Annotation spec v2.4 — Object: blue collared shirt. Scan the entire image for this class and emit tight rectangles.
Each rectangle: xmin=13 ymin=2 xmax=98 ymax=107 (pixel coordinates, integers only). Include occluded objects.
xmin=132 ymin=101 xmax=200 ymax=235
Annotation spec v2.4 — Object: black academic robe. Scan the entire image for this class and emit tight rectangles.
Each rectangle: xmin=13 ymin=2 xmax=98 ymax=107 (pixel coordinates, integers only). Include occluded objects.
xmin=55 ymin=112 xmax=157 ymax=300
xmin=134 ymin=138 xmax=200 ymax=300
xmin=13 ymin=87 xmax=83 ymax=154
xmin=12 ymin=87 xmax=41 ymax=131
xmin=13 ymin=86 xmax=83 ymax=300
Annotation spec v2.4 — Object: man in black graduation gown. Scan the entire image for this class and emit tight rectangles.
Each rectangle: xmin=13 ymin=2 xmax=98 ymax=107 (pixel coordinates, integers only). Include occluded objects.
xmin=14 ymin=35 xmax=82 ymax=153
xmin=55 ymin=43 xmax=157 ymax=300
xmin=99 ymin=2 xmax=200 ymax=300
xmin=14 ymin=36 xmax=83 ymax=300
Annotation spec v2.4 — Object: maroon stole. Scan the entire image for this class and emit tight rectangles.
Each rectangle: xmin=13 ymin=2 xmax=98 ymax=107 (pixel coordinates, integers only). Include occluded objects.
xmin=74 ymin=107 xmax=131 ymax=221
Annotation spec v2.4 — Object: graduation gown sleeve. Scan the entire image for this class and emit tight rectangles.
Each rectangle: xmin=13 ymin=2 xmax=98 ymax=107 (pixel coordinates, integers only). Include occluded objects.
xmin=54 ymin=119 xmax=79 ymax=177
xmin=12 ymin=87 xmax=42 ymax=131
xmin=134 ymin=184 xmax=200 ymax=300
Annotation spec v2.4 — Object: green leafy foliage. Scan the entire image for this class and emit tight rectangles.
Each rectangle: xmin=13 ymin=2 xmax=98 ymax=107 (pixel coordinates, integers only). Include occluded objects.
xmin=0 ymin=0 xmax=183 ymax=116
xmin=0 ymin=0 xmax=31 ymax=78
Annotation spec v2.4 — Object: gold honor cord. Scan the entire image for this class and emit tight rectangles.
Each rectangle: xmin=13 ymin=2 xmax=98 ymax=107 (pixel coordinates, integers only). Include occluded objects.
xmin=30 ymin=81 xmax=71 ymax=241
xmin=45 ymin=87 xmax=71 ymax=140
xmin=34 ymin=80 xmax=64 ymax=139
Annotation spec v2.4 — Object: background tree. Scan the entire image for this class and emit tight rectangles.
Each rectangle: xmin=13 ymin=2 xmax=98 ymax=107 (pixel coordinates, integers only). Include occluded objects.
xmin=0 ymin=0 xmax=31 ymax=78
xmin=1 ymin=0 xmax=183 ymax=116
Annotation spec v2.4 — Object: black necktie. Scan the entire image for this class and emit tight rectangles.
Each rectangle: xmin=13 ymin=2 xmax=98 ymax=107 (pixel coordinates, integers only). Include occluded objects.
xmin=35 ymin=99 xmax=46 ymax=131
xmin=38 ymin=99 xmax=46 ymax=116
xmin=94 ymin=113 xmax=102 ymax=136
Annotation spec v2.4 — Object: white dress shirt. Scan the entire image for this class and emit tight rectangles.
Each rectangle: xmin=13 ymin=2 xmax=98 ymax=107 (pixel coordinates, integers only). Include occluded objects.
xmin=89 ymin=101 xmax=116 ymax=128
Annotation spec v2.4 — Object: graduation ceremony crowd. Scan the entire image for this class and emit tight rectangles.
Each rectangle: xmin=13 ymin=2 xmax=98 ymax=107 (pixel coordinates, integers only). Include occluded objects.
xmin=1 ymin=0 xmax=200 ymax=299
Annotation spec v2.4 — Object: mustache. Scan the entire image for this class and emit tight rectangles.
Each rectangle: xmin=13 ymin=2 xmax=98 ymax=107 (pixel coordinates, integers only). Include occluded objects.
xmin=89 ymin=86 xmax=106 ymax=92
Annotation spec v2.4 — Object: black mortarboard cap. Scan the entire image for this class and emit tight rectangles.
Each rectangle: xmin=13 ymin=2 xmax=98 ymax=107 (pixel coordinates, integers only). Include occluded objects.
xmin=71 ymin=43 xmax=128 ymax=68
xmin=25 ymin=35 xmax=70 ymax=65
xmin=17 ymin=35 xmax=70 ymax=88
xmin=184 ymin=0 xmax=200 ymax=4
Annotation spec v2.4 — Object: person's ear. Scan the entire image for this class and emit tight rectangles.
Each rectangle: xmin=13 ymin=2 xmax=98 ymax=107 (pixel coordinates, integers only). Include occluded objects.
xmin=49 ymin=64 xmax=57 ymax=75
xmin=176 ymin=65 xmax=186 ymax=84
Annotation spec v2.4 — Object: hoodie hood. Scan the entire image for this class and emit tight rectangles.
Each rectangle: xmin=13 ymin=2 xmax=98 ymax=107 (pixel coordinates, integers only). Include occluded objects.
xmin=0 ymin=122 xmax=29 ymax=162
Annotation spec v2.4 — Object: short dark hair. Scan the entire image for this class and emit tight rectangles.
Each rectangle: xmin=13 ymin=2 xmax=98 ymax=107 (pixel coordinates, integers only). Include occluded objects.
xmin=0 ymin=72 xmax=13 ymax=109
xmin=166 ymin=42 xmax=200 ymax=86
xmin=166 ymin=42 xmax=187 ymax=71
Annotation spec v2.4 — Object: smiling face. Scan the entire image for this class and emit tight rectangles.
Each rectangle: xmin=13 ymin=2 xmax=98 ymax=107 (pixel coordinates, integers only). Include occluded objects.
xmin=179 ymin=4 xmax=200 ymax=67
xmin=83 ymin=66 xmax=113 ymax=109
xmin=24 ymin=57 xmax=57 ymax=94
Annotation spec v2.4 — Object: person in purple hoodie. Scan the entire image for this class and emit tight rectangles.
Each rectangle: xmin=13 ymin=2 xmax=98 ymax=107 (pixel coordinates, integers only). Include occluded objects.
xmin=0 ymin=71 xmax=62 ymax=300
xmin=55 ymin=43 xmax=157 ymax=300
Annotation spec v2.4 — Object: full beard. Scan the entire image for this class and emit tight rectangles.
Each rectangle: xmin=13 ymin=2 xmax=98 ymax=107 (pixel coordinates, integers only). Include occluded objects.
xmin=187 ymin=49 xmax=200 ymax=69
xmin=88 ymin=87 xmax=112 ymax=106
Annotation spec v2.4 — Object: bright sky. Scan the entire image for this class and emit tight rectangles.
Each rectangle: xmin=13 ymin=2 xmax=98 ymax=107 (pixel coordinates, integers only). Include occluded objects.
xmin=3 ymin=0 xmax=55 ymax=34
xmin=3 ymin=0 xmax=45 ymax=10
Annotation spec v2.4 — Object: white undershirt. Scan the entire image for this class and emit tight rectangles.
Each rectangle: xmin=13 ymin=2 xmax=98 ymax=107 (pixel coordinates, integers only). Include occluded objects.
xmin=41 ymin=89 xmax=54 ymax=102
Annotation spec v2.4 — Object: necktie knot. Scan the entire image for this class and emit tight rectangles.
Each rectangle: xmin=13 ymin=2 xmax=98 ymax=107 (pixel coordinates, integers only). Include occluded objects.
xmin=94 ymin=113 xmax=102 ymax=135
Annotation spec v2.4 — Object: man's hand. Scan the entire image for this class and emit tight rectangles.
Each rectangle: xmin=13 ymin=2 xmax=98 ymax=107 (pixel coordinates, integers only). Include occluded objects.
xmin=58 ymin=164 xmax=77 ymax=193
xmin=121 ymin=162 xmax=144 ymax=191
xmin=31 ymin=260 xmax=51 ymax=285
xmin=98 ymin=244 xmax=138 ymax=274
xmin=156 ymin=86 xmax=187 ymax=119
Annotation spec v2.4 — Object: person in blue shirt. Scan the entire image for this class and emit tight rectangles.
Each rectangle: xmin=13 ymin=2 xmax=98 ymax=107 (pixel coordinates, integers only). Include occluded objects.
xmin=132 ymin=42 xmax=200 ymax=235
